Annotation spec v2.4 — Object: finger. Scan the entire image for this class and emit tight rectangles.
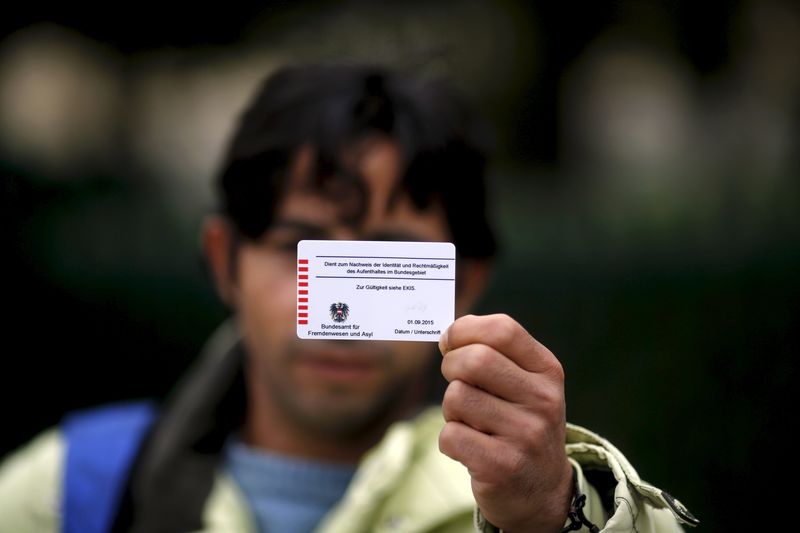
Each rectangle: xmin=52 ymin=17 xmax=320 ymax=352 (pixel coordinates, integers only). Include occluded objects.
xmin=441 ymin=314 xmax=562 ymax=377
xmin=438 ymin=420 xmax=520 ymax=485
xmin=441 ymin=343 xmax=544 ymax=404
xmin=442 ymin=379 xmax=535 ymax=438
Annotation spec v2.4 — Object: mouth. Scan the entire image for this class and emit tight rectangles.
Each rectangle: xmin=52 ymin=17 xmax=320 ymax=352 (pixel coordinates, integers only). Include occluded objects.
xmin=293 ymin=348 xmax=384 ymax=383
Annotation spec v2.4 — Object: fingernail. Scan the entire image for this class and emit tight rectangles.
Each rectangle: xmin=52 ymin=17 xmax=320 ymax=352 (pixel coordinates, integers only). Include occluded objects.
xmin=438 ymin=328 xmax=449 ymax=356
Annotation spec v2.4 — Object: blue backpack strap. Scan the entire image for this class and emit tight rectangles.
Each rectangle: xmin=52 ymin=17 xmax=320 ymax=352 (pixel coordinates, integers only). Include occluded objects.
xmin=62 ymin=401 xmax=157 ymax=533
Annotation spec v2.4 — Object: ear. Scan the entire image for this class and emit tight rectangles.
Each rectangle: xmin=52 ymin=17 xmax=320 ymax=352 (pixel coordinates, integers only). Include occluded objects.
xmin=455 ymin=258 xmax=491 ymax=316
xmin=202 ymin=215 xmax=238 ymax=307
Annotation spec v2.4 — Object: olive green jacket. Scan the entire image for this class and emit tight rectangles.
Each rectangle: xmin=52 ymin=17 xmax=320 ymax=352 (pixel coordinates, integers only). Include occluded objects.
xmin=0 ymin=322 xmax=697 ymax=532
xmin=0 ymin=411 xmax=697 ymax=532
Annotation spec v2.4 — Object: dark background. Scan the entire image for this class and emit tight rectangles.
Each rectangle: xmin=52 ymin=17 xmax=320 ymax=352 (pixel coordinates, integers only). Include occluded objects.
xmin=2 ymin=1 xmax=798 ymax=530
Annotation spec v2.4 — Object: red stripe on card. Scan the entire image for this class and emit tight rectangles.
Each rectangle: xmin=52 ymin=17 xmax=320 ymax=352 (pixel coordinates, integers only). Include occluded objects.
xmin=298 ymin=320 xmax=308 ymax=325
xmin=298 ymin=259 xmax=308 ymax=264
xmin=298 ymin=305 xmax=308 ymax=310
xmin=298 ymin=297 xmax=308 ymax=302
xmin=298 ymin=274 xmax=308 ymax=279
xmin=297 ymin=313 xmax=308 ymax=318
xmin=298 ymin=282 xmax=308 ymax=287
xmin=298 ymin=290 xmax=308 ymax=295
xmin=298 ymin=267 xmax=308 ymax=272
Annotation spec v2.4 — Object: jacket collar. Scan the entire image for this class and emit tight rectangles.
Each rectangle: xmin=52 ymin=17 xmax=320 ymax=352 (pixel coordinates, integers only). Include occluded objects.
xmin=113 ymin=320 xmax=246 ymax=533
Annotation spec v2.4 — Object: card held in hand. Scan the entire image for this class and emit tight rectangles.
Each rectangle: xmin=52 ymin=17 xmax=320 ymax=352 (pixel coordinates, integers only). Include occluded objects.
xmin=297 ymin=240 xmax=456 ymax=342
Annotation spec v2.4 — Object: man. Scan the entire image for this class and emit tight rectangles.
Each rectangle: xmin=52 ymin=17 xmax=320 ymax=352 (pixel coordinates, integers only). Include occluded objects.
xmin=0 ymin=64 xmax=697 ymax=532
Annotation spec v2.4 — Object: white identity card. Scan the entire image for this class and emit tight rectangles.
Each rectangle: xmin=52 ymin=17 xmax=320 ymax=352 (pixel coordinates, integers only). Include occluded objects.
xmin=297 ymin=240 xmax=455 ymax=342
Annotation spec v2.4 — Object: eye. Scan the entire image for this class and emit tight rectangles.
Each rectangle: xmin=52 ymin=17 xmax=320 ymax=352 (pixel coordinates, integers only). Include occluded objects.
xmin=274 ymin=238 xmax=301 ymax=253
xmin=271 ymin=233 xmax=323 ymax=253
xmin=261 ymin=222 xmax=329 ymax=252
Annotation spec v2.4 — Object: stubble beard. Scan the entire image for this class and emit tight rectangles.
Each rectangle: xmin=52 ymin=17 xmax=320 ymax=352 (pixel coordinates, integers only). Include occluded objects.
xmin=261 ymin=340 xmax=414 ymax=442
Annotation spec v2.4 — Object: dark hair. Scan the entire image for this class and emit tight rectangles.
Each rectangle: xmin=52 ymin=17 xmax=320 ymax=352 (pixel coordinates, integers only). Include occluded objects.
xmin=216 ymin=63 xmax=497 ymax=258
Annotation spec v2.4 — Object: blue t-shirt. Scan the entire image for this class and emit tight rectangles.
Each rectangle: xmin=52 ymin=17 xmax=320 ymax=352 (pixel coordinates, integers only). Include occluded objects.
xmin=224 ymin=439 xmax=357 ymax=533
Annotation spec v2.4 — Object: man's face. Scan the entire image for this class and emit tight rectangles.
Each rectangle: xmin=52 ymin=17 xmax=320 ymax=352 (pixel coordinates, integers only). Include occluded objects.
xmin=231 ymin=138 xmax=451 ymax=439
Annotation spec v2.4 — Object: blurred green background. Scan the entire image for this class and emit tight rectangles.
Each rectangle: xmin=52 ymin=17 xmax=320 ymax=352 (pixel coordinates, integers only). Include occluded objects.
xmin=2 ymin=1 xmax=798 ymax=530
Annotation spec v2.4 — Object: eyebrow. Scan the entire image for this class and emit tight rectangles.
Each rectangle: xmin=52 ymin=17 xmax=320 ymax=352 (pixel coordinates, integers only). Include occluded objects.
xmin=268 ymin=219 xmax=329 ymax=236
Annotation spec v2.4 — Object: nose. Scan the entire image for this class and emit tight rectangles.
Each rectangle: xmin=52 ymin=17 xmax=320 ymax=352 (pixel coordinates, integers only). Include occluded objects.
xmin=329 ymin=226 xmax=361 ymax=241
